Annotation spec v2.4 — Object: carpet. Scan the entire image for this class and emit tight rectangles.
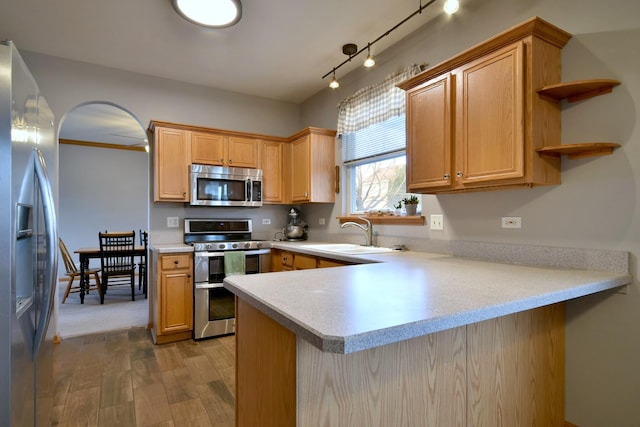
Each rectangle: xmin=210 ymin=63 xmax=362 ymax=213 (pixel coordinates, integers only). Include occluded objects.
xmin=56 ymin=281 xmax=148 ymax=339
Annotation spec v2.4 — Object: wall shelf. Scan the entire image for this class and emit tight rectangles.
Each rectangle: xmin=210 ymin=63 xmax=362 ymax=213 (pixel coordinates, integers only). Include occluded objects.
xmin=537 ymin=79 xmax=620 ymax=103
xmin=537 ymin=142 xmax=620 ymax=159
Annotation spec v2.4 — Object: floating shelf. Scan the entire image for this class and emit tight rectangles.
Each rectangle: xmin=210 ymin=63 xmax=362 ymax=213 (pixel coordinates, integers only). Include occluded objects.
xmin=537 ymin=79 xmax=621 ymax=103
xmin=537 ymin=143 xmax=621 ymax=159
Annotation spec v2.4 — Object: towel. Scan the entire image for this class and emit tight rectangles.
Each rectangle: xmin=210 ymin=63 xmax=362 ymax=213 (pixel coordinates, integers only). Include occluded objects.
xmin=224 ymin=251 xmax=246 ymax=276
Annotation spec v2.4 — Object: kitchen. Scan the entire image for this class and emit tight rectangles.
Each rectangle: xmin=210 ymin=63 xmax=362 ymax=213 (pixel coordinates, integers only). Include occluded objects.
xmin=1 ymin=0 xmax=639 ymax=425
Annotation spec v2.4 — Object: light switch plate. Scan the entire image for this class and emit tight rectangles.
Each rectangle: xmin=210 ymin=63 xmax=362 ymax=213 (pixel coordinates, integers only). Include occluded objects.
xmin=430 ymin=214 xmax=444 ymax=231
xmin=167 ymin=217 xmax=179 ymax=228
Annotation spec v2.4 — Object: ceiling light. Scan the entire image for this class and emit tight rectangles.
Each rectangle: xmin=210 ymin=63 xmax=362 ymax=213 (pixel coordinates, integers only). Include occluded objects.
xmin=443 ymin=0 xmax=459 ymax=15
xmin=172 ymin=0 xmax=242 ymax=28
xmin=363 ymin=44 xmax=375 ymax=68
xmin=322 ymin=0 xmax=446 ymax=83
xmin=329 ymin=70 xmax=340 ymax=89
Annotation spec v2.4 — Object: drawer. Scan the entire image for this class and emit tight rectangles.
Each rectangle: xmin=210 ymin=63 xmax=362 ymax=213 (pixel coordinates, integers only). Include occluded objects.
xmin=161 ymin=254 xmax=192 ymax=270
xmin=317 ymin=258 xmax=350 ymax=268
xmin=280 ymin=251 xmax=294 ymax=268
xmin=293 ymin=253 xmax=318 ymax=270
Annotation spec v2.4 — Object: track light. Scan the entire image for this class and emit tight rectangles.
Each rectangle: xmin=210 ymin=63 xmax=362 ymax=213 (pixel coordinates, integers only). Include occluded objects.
xmin=322 ymin=0 xmax=460 ymax=84
xmin=329 ymin=69 xmax=340 ymax=89
xmin=363 ymin=44 xmax=375 ymax=68
xmin=443 ymin=0 xmax=459 ymax=15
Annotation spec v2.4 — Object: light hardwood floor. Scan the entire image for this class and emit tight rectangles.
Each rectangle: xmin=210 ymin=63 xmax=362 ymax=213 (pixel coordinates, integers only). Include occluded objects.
xmin=52 ymin=328 xmax=235 ymax=427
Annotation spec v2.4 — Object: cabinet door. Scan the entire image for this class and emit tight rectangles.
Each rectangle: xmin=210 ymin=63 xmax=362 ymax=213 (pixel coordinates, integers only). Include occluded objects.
xmin=455 ymin=41 xmax=524 ymax=186
xmin=262 ymin=141 xmax=284 ymax=203
xmin=406 ymin=73 xmax=453 ymax=191
xmin=191 ymin=131 xmax=226 ymax=166
xmin=291 ymin=136 xmax=311 ymax=202
xmin=228 ymin=136 xmax=259 ymax=168
xmin=293 ymin=253 xmax=317 ymax=270
xmin=159 ymin=268 xmax=193 ymax=335
xmin=154 ymin=127 xmax=190 ymax=202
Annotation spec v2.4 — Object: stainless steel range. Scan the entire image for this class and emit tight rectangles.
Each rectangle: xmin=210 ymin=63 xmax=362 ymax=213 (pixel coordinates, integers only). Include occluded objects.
xmin=185 ymin=218 xmax=270 ymax=340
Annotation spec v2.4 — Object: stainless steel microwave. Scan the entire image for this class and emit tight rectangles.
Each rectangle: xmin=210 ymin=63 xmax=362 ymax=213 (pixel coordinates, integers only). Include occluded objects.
xmin=190 ymin=164 xmax=262 ymax=207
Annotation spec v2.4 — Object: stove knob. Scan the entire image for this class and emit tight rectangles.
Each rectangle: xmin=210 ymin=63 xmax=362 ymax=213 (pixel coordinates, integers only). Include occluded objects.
xmin=219 ymin=244 xmax=226 ymax=250
xmin=206 ymin=243 xmax=213 ymax=250
xmin=244 ymin=242 xmax=251 ymax=249
xmin=256 ymin=242 xmax=262 ymax=248
xmin=232 ymin=243 xmax=238 ymax=249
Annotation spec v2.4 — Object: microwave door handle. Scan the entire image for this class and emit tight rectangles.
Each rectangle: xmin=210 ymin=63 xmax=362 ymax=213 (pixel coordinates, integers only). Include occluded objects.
xmin=246 ymin=179 xmax=251 ymax=202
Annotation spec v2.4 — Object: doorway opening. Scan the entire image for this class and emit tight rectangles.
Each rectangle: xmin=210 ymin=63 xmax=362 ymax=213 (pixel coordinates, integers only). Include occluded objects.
xmin=55 ymin=101 xmax=150 ymax=339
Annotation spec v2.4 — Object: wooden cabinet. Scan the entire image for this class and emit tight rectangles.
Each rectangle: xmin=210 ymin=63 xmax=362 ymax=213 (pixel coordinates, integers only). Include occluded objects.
xmin=191 ymin=132 xmax=259 ymax=168
xmin=261 ymin=140 xmax=287 ymax=204
xmin=153 ymin=126 xmax=191 ymax=202
xmin=149 ymin=121 xmax=337 ymax=205
xmin=399 ymin=17 xmax=572 ymax=193
xmin=271 ymin=248 xmax=352 ymax=272
xmin=289 ymin=128 xmax=336 ymax=203
xmin=150 ymin=250 xmax=194 ymax=344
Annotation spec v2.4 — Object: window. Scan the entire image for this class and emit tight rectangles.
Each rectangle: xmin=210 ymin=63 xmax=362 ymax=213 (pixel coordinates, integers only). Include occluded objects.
xmin=337 ymin=66 xmax=422 ymax=216
xmin=343 ymin=116 xmax=420 ymax=214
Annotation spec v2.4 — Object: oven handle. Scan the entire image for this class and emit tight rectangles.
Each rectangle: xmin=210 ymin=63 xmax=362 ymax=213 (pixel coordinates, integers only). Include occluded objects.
xmin=195 ymin=282 xmax=226 ymax=290
xmin=193 ymin=248 xmax=271 ymax=258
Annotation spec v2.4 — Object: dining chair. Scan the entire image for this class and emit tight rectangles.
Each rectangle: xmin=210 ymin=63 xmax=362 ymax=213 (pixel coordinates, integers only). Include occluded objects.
xmin=138 ymin=229 xmax=148 ymax=298
xmin=98 ymin=231 xmax=136 ymax=303
xmin=58 ymin=237 xmax=102 ymax=303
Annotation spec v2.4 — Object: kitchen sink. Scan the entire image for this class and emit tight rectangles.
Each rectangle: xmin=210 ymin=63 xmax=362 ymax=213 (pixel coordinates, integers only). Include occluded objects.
xmin=301 ymin=243 xmax=395 ymax=255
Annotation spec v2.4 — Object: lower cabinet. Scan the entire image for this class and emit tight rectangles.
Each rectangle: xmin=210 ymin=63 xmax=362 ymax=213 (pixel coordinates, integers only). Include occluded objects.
xmin=236 ymin=300 xmax=565 ymax=427
xmin=270 ymin=248 xmax=353 ymax=272
xmin=149 ymin=250 xmax=194 ymax=344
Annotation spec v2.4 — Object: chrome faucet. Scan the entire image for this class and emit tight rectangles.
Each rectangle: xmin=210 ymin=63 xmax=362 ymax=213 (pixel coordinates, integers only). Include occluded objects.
xmin=340 ymin=217 xmax=373 ymax=247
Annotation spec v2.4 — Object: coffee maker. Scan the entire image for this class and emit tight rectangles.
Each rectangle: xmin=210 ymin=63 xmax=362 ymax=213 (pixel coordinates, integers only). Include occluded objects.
xmin=280 ymin=208 xmax=308 ymax=241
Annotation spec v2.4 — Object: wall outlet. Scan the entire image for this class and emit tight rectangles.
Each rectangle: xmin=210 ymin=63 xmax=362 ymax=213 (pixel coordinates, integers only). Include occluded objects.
xmin=430 ymin=214 xmax=444 ymax=231
xmin=167 ymin=216 xmax=179 ymax=228
xmin=501 ymin=216 xmax=522 ymax=229
xmin=319 ymin=218 xmax=326 ymax=225
xmin=262 ymin=218 xmax=271 ymax=225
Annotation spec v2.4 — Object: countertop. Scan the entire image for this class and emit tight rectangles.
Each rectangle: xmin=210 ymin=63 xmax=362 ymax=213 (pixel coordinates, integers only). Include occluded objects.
xmin=224 ymin=241 xmax=632 ymax=354
xmin=149 ymin=243 xmax=193 ymax=253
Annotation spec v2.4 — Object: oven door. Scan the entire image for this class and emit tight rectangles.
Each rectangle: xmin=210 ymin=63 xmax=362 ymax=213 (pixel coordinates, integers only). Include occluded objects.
xmin=194 ymin=283 xmax=236 ymax=340
xmin=193 ymin=249 xmax=270 ymax=340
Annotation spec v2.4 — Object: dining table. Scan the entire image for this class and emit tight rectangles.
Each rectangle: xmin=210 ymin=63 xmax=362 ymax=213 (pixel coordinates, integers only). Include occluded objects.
xmin=74 ymin=245 xmax=146 ymax=304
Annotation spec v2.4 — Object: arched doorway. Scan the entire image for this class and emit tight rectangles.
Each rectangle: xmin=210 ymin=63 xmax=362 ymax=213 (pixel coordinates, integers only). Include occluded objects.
xmin=55 ymin=102 xmax=150 ymax=338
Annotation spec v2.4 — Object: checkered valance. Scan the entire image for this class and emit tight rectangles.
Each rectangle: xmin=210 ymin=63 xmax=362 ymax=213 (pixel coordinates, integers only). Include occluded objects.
xmin=336 ymin=65 xmax=421 ymax=136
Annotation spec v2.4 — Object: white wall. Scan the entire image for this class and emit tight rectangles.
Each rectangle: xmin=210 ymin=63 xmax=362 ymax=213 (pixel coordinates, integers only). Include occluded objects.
xmin=301 ymin=0 xmax=640 ymax=425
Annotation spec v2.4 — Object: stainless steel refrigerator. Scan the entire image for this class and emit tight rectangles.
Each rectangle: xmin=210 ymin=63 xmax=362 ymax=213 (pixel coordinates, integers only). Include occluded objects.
xmin=0 ymin=41 xmax=58 ymax=426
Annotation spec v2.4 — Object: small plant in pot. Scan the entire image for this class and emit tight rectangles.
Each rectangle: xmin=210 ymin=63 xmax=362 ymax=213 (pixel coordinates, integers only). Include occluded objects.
xmin=402 ymin=195 xmax=419 ymax=216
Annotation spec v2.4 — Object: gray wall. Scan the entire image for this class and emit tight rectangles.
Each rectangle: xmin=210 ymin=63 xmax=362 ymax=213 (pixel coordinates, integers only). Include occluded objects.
xmin=57 ymin=143 xmax=148 ymax=273
xmin=301 ymin=0 xmax=640 ymax=425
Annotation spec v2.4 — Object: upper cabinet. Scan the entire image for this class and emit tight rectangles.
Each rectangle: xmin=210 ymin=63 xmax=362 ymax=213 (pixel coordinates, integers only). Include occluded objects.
xmin=150 ymin=121 xmax=336 ymax=205
xmin=152 ymin=126 xmax=191 ymax=202
xmin=191 ymin=132 xmax=259 ymax=168
xmin=399 ymin=17 xmax=572 ymax=194
xmin=289 ymin=128 xmax=337 ymax=203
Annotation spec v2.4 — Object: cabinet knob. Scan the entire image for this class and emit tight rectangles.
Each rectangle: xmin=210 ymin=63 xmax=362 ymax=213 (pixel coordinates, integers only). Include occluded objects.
xmin=182 ymin=192 xmax=186 ymax=196
xmin=229 ymin=159 xmax=233 ymax=164
xmin=443 ymin=173 xmax=450 ymax=179
xmin=456 ymin=171 xmax=464 ymax=177
xmin=220 ymin=158 xmax=224 ymax=163
xmin=174 ymin=260 xmax=179 ymax=264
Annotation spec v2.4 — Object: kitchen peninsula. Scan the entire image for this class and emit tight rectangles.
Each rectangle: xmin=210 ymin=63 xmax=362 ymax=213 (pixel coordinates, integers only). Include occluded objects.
xmin=224 ymin=243 xmax=631 ymax=426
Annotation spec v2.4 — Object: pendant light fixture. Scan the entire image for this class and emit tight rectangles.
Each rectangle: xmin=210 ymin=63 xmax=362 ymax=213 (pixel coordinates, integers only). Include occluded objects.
xmin=172 ymin=0 xmax=242 ymax=28
xmin=363 ymin=44 xmax=376 ymax=68
xmin=322 ymin=0 xmax=460 ymax=88
xmin=329 ymin=69 xmax=340 ymax=89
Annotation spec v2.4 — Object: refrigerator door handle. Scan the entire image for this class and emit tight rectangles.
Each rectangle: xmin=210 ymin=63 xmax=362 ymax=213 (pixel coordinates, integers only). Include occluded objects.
xmin=31 ymin=149 xmax=58 ymax=359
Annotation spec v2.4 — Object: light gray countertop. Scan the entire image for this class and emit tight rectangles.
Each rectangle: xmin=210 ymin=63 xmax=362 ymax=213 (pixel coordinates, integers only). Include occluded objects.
xmin=224 ymin=242 xmax=632 ymax=354
xmin=149 ymin=243 xmax=193 ymax=253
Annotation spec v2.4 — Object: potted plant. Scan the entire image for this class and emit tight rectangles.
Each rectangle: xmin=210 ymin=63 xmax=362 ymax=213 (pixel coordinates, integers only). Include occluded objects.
xmin=402 ymin=195 xmax=419 ymax=216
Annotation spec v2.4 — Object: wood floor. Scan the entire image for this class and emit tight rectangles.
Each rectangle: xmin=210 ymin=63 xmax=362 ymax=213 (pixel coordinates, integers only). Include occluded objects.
xmin=52 ymin=327 xmax=235 ymax=427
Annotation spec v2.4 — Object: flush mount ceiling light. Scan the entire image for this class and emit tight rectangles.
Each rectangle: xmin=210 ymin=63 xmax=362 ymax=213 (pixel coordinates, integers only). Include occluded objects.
xmin=322 ymin=0 xmax=460 ymax=88
xmin=172 ymin=0 xmax=242 ymax=28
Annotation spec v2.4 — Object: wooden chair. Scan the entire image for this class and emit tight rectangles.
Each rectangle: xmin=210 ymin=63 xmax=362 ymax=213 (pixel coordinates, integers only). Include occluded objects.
xmin=98 ymin=231 xmax=136 ymax=303
xmin=58 ymin=238 xmax=102 ymax=303
xmin=138 ymin=229 xmax=148 ymax=298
